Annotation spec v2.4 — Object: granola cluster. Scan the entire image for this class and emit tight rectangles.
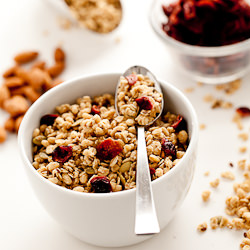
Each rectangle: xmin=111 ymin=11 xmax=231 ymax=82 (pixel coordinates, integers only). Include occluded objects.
xmin=65 ymin=0 xmax=122 ymax=33
xmin=32 ymin=93 xmax=188 ymax=193
xmin=117 ymin=74 xmax=163 ymax=126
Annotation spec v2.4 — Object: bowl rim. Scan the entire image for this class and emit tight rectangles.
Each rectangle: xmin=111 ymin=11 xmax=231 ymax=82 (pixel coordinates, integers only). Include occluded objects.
xmin=18 ymin=72 xmax=199 ymax=199
xmin=149 ymin=0 xmax=250 ymax=57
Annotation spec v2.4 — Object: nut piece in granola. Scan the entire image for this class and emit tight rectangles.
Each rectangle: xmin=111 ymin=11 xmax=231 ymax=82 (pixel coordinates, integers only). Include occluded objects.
xmin=117 ymin=73 xmax=163 ymax=126
xmin=202 ymin=190 xmax=211 ymax=202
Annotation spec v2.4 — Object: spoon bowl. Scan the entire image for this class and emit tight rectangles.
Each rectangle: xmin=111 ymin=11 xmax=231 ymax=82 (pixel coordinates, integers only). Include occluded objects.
xmin=115 ymin=66 xmax=164 ymax=235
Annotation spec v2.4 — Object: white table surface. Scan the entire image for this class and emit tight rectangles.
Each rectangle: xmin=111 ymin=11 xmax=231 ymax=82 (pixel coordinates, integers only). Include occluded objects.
xmin=1 ymin=0 xmax=250 ymax=249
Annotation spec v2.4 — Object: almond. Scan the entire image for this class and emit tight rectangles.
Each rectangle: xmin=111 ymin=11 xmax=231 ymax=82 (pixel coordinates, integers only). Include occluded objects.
xmin=3 ymin=95 xmax=29 ymax=117
xmin=32 ymin=61 xmax=46 ymax=70
xmin=4 ymin=76 xmax=24 ymax=88
xmin=23 ymin=86 xmax=41 ymax=103
xmin=0 ymin=126 xmax=7 ymax=143
xmin=47 ymin=62 xmax=65 ymax=78
xmin=2 ymin=66 xmax=17 ymax=78
xmin=0 ymin=85 xmax=11 ymax=107
xmin=27 ymin=68 xmax=52 ymax=91
xmin=14 ymin=51 xmax=39 ymax=64
xmin=9 ymin=86 xmax=26 ymax=96
xmin=45 ymin=78 xmax=63 ymax=90
xmin=15 ymin=67 xmax=30 ymax=82
xmin=54 ymin=48 xmax=65 ymax=62
xmin=4 ymin=117 xmax=15 ymax=132
xmin=15 ymin=115 xmax=24 ymax=133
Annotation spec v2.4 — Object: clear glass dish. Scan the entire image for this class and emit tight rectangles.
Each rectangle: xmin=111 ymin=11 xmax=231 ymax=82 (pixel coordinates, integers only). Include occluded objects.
xmin=149 ymin=0 xmax=250 ymax=84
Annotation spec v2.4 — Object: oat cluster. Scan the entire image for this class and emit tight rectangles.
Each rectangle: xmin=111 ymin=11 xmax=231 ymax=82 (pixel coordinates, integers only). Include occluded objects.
xmin=65 ymin=0 xmax=122 ymax=33
xmin=117 ymin=74 xmax=163 ymax=126
xmin=0 ymin=48 xmax=66 ymax=143
xmin=32 ymin=93 xmax=188 ymax=193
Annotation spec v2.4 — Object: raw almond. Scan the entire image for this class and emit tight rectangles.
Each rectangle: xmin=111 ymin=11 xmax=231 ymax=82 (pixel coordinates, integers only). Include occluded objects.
xmin=27 ymin=68 xmax=52 ymax=91
xmin=15 ymin=115 xmax=24 ymax=132
xmin=10 ymin=86 xmax=26 ymax=96
xmin=45 ymin=78 xmax=63 ymax=90
xmin=4 ymin=76 xmax=24 ymax=88
xmin=3 ymin=95 xmax=29 ymax=117
xmin=23 ymin=86 xmax=41 ymax=103
xmin=15 ymin=67 xmax=30 ymax=82
xmin=0 ymin=85 xmax=11 ymax=107
xmin=2 ymin=66 xmax=17 ymax=78
xmin=32 ymin=61 xmax=46 ymax=70
xmin=4 ymin=117 xmax=15 ymax=132
xmin=47 ymin=62 xmax=65 ymax=78
xmin=14 ymin=51 xmax=39 ymax=64
xmin=0 ymin=126 xmax=7 ymax=143
xmin=54 ymin=48 xmax=65 ymax=62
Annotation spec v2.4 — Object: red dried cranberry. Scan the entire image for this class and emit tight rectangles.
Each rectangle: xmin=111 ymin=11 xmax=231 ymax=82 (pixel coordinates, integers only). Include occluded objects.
xmin=52 ymin=146 xmax=73 ymax=163
xmin=40 ymin=114 xmax=59 ymax=126
xmin=135 ymin=96 xmax=153 ymax=110
xmin=161 ymin=138 xmax=176 ymax=159
xmin=96 ymin=138 xmax=123 ymax=161
xmin=171 ymin=115 xmax=187 ymax=132
xmin=236 ymin=107 xmax=250 ymax=117
xmin=149 ymin=167 xmax=156 ymax=178
xmin=125 ymin=74 xmax=138 ymax=86
xmin=90 ymin=176 xmax=112 ymax=193
xmin=91 ymin=105 xmax=101 ymax=115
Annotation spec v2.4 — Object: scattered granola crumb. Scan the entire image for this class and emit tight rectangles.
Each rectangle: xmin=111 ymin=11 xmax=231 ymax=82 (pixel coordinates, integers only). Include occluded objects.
xmin=239 ymin=146 xmax=247 ymax=153
xmin=197 ymin=222 xmax=207 ymax=232
xmin=202 ymin=190 xmax=211 ymax=202
xmin=200 ymin=124 xmax=206 ymax=130
xmin=210 ymin=178 xmax=220 ymax=188
xmin=204 ymin=171 xmax=210 ymax=176
xmin=210 ymin=216 xmax=229 ymax=229
xmin=57 ymin=16 xmax=72 ymax=30
xmin=197 ymin=82 xmax=204 ymax=87
xmin=203 ymin=94 xmax=214 ymax=103
xmin=184 ymin=87 xmax=194 ymax=93
xmin=239 ymin=133 xmax=249 ymax=141
xmin=238 ymin=159 xmax=247 ymax=170
xmin=233 ymin=113 xmax=243 ymax=130
xmin=211 ymin=99 xmax=233 ymax=109
xmin=115 ymin=36 xmax=121 ymax=44
xmin=221 ymin=171 xmax=235 ymax=180
xmin=215 ymin=79 xmax=241 ymax=95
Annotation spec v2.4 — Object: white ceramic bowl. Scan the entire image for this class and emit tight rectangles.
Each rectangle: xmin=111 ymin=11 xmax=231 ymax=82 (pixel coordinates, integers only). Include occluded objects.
xmin=18 ymin=73 xmax=198 ymax=247
xmin=150 ymin=0 xmax=250 ymax=84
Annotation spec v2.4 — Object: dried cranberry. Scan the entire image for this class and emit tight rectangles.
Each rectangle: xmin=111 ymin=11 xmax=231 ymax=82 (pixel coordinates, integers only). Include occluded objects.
xmin=161 ymin=138 xmax=176 ymax=159
xmin=135 ymin=96 xmax=153 ymax=110
xmin=149 ymin=168 xmax=155 ymax=179
xmin=171 ymin=115 xmax=187 ymax=132
xmin=91 ymin=105 xmax=101 ymax=115
xmin=236 ymin=107 xmax=250 ymax=117
xmin=90 ymin=176 xmax=112 ymax=193
xmin=125 ymin=74 xmax=138 ymax=86
xmin=40 ymin=114 xmax=59 ymax=126
xmin=52 ymin=146 xmax=73 ymax=163
xmin=96 ymin=138 xmax=123 ymax=161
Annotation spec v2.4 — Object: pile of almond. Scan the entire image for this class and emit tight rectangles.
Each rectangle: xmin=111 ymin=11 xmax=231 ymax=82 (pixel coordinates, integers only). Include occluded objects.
xmin=0 ymin=47 xmax=66 ymax=143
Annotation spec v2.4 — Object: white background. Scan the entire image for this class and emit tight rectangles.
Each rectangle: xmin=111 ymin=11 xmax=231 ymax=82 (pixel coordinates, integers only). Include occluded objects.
xmin=1 ymin=0 xmax=250 ymax=249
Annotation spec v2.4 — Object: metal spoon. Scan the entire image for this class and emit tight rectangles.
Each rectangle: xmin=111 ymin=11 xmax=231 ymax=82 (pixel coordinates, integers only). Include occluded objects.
xmin=115 ymin=66 xmax=163 ymax=235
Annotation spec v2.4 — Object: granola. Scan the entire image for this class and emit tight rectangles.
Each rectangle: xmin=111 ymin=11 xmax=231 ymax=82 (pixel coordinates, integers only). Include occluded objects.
xmin=32 ymin=93 xmax=189 ymax=193
xmin=117 ymin=74 xmax=163 ymax=126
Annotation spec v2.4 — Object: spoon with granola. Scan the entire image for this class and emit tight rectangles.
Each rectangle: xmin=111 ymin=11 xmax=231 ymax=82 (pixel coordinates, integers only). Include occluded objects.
xmin=116 ymin=66 xmax=163 ymax=235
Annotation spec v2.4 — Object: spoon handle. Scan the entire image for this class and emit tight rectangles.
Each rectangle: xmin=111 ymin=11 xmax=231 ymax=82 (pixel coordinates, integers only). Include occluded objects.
xmin=135 ymin=126 xmax=160 ymax=235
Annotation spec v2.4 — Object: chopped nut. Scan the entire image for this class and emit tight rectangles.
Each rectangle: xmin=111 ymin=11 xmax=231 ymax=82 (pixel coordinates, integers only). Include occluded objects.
xmin=202 ymin=190 xmax=211 ymax=202
xmin=210 ymin=178 xmax=220 ymax=188
xmin=221 ymin=171 xmax=235 ymax=180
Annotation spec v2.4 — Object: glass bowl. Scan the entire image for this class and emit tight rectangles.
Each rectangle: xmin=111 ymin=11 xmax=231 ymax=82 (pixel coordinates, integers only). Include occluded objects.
xmin=149 ymin=0 xmax=250 ymax=84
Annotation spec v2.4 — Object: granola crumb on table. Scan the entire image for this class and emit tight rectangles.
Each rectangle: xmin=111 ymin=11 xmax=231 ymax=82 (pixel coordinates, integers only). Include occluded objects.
xmin=202 ymin=190 xmax=211 ymax=202
xmin=197 ymin=222 xmax=207 ymax=232
xmin=32 ymin=92 xmax=189 ymax=193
